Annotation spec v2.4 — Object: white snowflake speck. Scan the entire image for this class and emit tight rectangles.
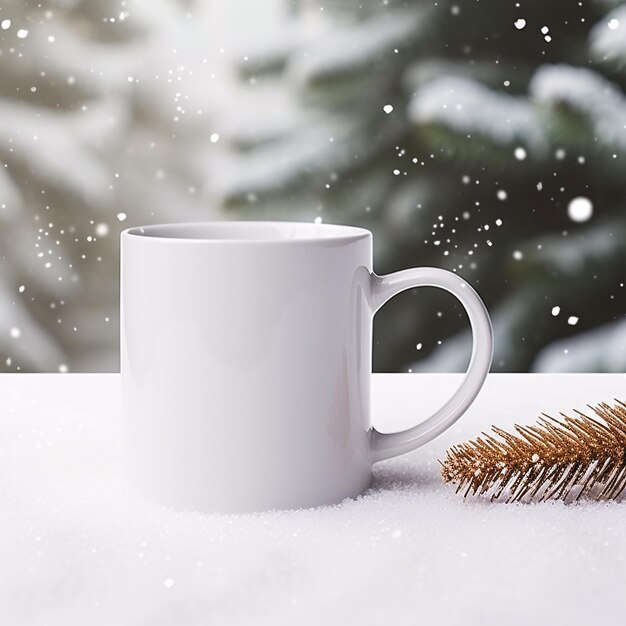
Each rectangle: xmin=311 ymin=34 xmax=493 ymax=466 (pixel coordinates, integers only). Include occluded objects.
xmin=163 ymin=578 xmax=174 ymax=589
xmin=16 ymin=29 xmax=28 ymax=39
xmin=95 ymin=223 xmax=109 ymax=237
xmin=567 ymin=316 xmax=579 ymax=326
xmin=117 ymin=212 xmax=127 ymax=222
xmin=314 ymin=216 xmax=322 ymax=224
xmin=541 ymin=26 xmax=549 ymax=35
xmin=551 ymin=306 xmax=560 ymax=317
xmin=497 ymin=189 xmax=507 ymax=201
xmin=383 ymin=104 xmax=394 ymax=114
xmin=1 ymin=19 xmax=11 ymax=29
xmin=513 ymin=250 xmax=523 ymax=261
xmin=567 ymin=196 xmax=593 ymax=223
xmin=210 ymin=133 xmax=220 ymax=143
xmin=514 ymin=147 xmax=527 ymax=160
xmin=58 ymin=364 xmax=68 ymax=373
xmin=10 ymin=327 xmax=21 ymax=339
xmin=608 ymin=18 xmax=620 ymax=30
xmin=514 ymin=18 xmax=526 ymax=30
xmin=18 ymin=285 xmax=25 ymax=293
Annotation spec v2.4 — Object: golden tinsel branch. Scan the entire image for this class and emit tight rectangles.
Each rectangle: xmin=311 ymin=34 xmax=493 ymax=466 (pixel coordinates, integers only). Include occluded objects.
xmin=440 ymin=400 xmax=626 ymax=503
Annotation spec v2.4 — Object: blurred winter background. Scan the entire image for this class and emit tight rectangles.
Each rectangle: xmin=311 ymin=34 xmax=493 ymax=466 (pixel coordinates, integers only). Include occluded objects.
xmin=1 ymin=0 xmax=625 ymax=373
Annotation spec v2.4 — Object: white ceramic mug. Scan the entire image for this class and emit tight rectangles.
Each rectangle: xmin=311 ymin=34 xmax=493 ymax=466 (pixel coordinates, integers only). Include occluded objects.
xmin=121 ymin=221 xmax=493 ymax=513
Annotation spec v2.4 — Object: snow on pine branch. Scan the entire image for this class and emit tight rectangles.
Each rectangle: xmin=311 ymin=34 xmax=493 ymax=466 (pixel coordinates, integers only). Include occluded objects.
xmin=590 ymin=6 xmax=626 ymax=69
xmin=0 ymin=167 xmax=22 ymax=222
xmin=403 ymin=59 xmax=515 ymax=93
xmin=22 ymin=21 xmax=139 ymax=97
xmin=408 ymin=76 xmax=546 ymax=152
xmin=535 ymin=319 xmax=626 ymax=373
xmin=236 ymin=15 xmax=330 ymax=79
xmin=529 ymin=64 xmax=626 ymax=151
xmin=524 ymin=215 xmax=626 ymax=279
xmin=0 ymin=100 xmax=121 ymax=207
xmin=214 ymin=113 xmax=399 ymax=208
xmin=0 ymin=274 xmax=65 ymax=371
xmin=216 ymin=85 xmax=307 ymax=151
xmin=287 ymin=8 xmax=427 ymax=88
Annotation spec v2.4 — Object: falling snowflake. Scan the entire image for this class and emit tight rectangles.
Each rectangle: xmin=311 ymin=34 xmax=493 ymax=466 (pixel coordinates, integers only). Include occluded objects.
xmin=567 ymin=196 xmax=593 ymax=223
xmin=514 ymin=147 xmax=527 ymax=160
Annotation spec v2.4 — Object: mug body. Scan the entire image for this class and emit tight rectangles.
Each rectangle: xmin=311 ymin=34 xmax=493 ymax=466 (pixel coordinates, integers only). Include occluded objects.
xmin=121 ymin=221 xmax=374 ymax=512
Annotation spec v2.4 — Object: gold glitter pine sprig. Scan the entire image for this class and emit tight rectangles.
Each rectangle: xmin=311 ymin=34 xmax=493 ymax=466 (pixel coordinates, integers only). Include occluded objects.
xmin=440 ymin=400 xmax=626 ymax=503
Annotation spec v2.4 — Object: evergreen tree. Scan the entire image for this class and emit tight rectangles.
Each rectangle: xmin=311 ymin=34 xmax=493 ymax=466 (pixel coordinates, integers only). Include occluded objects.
xmin=214 ymin=0 xmax=626 ymax=372
xmin=0 ymin=0 xmax=214 ymax=371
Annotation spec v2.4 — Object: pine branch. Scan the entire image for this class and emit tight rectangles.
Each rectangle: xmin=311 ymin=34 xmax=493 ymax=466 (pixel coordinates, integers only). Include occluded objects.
xmin=440 ymin=401 xmax=626 ymax=503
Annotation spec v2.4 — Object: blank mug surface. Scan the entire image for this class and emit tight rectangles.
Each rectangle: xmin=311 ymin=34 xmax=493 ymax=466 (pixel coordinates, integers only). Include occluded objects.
xmin=121 ymin=221 xmax=493 ymax=513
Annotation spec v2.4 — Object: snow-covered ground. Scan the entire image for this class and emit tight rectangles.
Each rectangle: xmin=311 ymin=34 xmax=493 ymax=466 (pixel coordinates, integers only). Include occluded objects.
xmin=2 ymin=373 xmax=625 ymax=625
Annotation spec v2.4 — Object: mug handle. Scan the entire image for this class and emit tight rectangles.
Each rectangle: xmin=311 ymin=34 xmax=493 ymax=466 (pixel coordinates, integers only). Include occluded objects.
xmin=369 ymin=267 xmax=493 ymax=462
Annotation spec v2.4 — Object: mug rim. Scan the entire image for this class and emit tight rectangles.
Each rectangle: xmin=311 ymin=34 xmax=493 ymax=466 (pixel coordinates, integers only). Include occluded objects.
xmin=121 ymin=220 xmax=372 ymax=244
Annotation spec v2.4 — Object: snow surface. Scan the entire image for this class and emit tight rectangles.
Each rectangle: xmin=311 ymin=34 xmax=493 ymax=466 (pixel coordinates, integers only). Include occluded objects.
xmin=2 ymin=373 xmax=626 ymax=625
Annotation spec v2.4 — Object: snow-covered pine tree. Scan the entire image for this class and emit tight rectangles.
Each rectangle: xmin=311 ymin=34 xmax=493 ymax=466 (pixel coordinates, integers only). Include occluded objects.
xmin=212 ymin=0 xmax=626 ymax=372
xmin=0 ymin=0 xmax=217 ymax=371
